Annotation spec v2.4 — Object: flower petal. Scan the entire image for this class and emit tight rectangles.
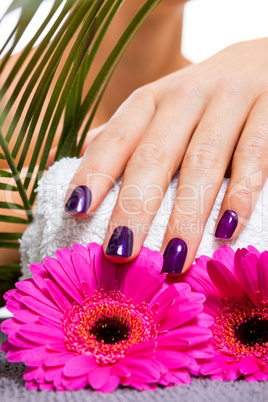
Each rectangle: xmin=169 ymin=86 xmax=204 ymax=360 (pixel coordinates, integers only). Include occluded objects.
xmin=71 ymin=251 xmax=97 ymax=294
xmin=207 ymin=259 xmax=244 ymax=299
xmin=158 ymin=325 xmax=212 ymax=346
xmin=156 ymin=338 xmax=190 ymax=349
xmin=247 ymin=245 xmax=261 ymax=257
xmin=18 ymin=324 xmax=64 ymax=345
xmin=63 ymin=355 xmax=97 ymax=377
xmin=239 ymin=253 xmax=260 ymax=305
xmin=155 ymin=350 xmax=190 ymax=369
xmin=158 ymin=292 xmax=205 ymax=331
xmin=55 ymin=249 xmax=82 ymax=290
xmin=122 ymin=358 xmax=162 ymax=382
xmin=92 ymin=245 xmax=116 ymax=291
xmin=239 ymin=356 xmax=260 ymax=375
xmin=181 ymin=261 xmax=223 ymax=313
xmin=150 ymin=282 xmax=190 ymax=309
xmin=135 ymin=275 xmax=167 ymax=305
xmin=45 ymin=366 xmax=62 ymax=383
xmin=127 ymin=341 xmax=156 ymax=358
xmin=7 ymin=330 xmax=37 ymax=349
xmin=112 ymin=363 xmax=131 ymax=377
xmin=1 ymin=340 xmax=11 ymax=353
xmin=72 ymin=243 xmax=90 ymax=259
xmin=184 ymin=343 xmax=214 ymax=358
xmin=46 ymin=341 xmax=67 ymax=353
xmin=15 ymin=280 xmax=58 ymax=310
xmin=45 ymin=278 xmax=71 ymax=311
xmin=98 ymin=374 xmax=120 ymax=393
xmin=6 ymin=345 xmax=28 ymax=362
xmin=212 ymin=245 xmax=236 ymax=275
xmin=45 ymin=352 xmax=74 ymax=367
xmin=23 ymin=346 xmax=48 ymax=366
xmin=39 ymin=382 xmax=54 ymax=391
xmin=200 ymin=354 xmax=228 ymax=375
xmin=168 ymin=369 xmax=192 ymax=385
xmin=122 ymin=250 xmax=163 ymax=303
xmin=24 ymin=367 xmax=37 ymax=381
xmin=259 ymin=251 xmax=268 ymax=301
xmin=86 ymin=242 xmax=101 ymax=260
xmin=234 ymin=248 xmax=250 ymax=285
xmin=29 ymin=263 xmax=46 ymax=275
xmin=44 ymin=256 xmax=84 ymax=304
xmin=14 ymin=309 xmax=40 ymax=324
xmin=21 ymin=296 xmax=62 ymax=322
xmin=124 ymin=380 xmax=156 ymax=391
xmin=224 ymin=366 xmax=240 ymax=381
xmin=253 ymin=371 xmax=268 ymax=381
xmin=193 ymin=312 xmax=215 ymax=328
xmin=1 ymin=318 xmax=21 ymax=334
xmin=88 ymin=366 xmax=111 ymax=390
xmin=211 ymin=374 xmax=224 ymax=381
xmin=62 ymin=375 xmax=88 ymax=390
xmin=25 ymin=380 xmax=39 ymax=390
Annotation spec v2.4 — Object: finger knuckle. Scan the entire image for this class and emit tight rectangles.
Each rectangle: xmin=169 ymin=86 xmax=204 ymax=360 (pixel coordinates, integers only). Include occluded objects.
xmin=235 ymin=139 xmax=267 ymax=164
xmin=168 ymin=212 xmax=204 ymax=240
xmin=114 ymin=197 xmax=144 ymax=216
xmin=227 ymin=182 xmax=253 ymax=206
xmin=183 ymin=143 xmax=221 ymax=173
xmin=129 ymin=85 xmax=156 ymax=106
xmin=218 ymin=73 xmax=245 ymax=99
xmin=175 ymin=77 xmax=204 ymax=103
xmin=130 ymin=142 xmax=168 ymax=169
xmin=94 ymin=127 xmax=128 ymax=147
xmin=77 ymin=161 xmax=115 ymax=184
xmin=257 ymin=89 xmax=268 ymax=101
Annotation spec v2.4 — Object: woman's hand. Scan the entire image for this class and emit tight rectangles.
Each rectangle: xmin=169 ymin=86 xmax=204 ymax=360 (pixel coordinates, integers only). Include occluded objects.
xmin=64 ymin=38 xmax=268 ymax=274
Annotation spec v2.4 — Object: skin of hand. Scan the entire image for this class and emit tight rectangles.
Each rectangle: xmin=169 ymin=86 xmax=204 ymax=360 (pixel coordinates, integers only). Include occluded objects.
xmin=64 ymin=38 xmax=268 ymax=274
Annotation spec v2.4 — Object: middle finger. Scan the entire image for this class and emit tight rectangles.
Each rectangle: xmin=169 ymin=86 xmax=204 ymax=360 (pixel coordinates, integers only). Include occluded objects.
xmin=103 ymin=87 xmax=206 ymax=261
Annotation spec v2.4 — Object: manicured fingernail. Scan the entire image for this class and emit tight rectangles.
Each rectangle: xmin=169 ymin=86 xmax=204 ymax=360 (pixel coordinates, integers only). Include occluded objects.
xmin=161 ymin=238 xmax=187 ymax=275
xmin=215 ymin=210 xmax=238 ymax=239
xmin=65 ymin=186 xmax=92 ymax=214
xmin=106 ymin=226 xmax=133 ymax=258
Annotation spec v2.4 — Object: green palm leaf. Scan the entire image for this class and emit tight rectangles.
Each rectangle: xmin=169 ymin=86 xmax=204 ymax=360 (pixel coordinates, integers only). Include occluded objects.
xmin=0 ymin=0 xmax=162 ymax=293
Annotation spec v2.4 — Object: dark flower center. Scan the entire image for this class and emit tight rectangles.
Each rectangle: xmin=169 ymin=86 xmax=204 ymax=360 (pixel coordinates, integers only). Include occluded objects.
xmin=213 ymin=298 xmax=268 ymax=362
xmin=90 ymin=316 xmax=131 ymax=344
xmin=234 ymin=317 xmax=268 ymax=348
xmin=63 ymin=291 xmax=157 ymax=365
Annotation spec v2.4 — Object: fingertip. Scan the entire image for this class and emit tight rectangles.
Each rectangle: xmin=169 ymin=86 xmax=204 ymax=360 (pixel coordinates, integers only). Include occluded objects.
xmin=64 ymin=185 xmax=92 ymax=216
xmin=214 ymin=209 xmax=238 ymax=239
xmin=161 ymin=237 xmax=188 ymax=275
xmin=104 ymin=226 xmax=134 ymax=262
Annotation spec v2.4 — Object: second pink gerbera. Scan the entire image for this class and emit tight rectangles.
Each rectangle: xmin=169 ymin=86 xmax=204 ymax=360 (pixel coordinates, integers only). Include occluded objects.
xmin=1 ymin=243 xmax=212 ymax=392
xmin=181 ymin=245 xmax=268 ymax=382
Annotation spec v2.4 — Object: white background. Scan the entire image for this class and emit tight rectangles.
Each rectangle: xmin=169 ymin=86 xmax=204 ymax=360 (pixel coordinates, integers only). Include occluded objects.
xmin=1 ymin=0 xmax=268 ymax=62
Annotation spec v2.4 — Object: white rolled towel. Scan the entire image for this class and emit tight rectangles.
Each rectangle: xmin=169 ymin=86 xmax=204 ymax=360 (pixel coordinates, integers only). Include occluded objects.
xmin=20 ymin=158 xmax=268 ymax=279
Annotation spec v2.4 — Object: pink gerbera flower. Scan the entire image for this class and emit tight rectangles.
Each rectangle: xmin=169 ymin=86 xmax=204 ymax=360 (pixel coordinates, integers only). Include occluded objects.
xmin=181 ymin=245 xmax=268 ymax=382
xmin=1 ymin=243 xmax=212 ymax=392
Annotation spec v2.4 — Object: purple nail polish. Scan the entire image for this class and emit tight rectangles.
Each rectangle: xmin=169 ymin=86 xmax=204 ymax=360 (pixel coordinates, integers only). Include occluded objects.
xmin=106 ymin=226 xmax=133 ymax=258
xmin=65 ymin=186 xmax=92 ymax=214
xmin=161 ymin=238 xmax=187 ymax=275
xmin=215 ymin=210 xmax=238 ymax=239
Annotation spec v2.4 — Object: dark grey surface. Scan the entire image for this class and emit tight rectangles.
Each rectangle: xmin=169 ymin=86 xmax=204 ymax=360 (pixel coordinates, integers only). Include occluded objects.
xmin=0 ymin=324 xmax=267 ymax=402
